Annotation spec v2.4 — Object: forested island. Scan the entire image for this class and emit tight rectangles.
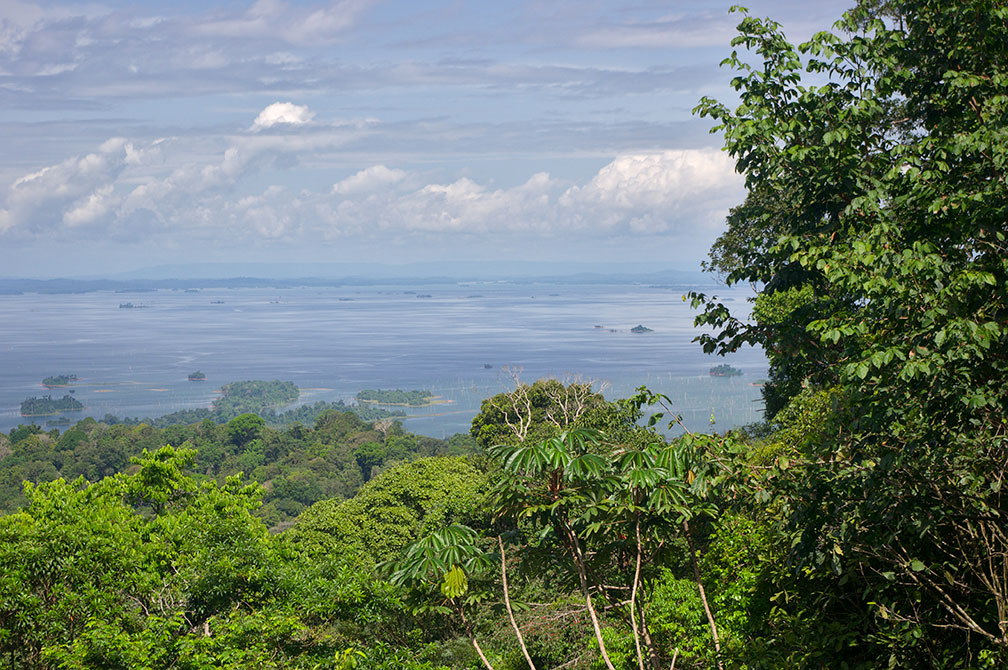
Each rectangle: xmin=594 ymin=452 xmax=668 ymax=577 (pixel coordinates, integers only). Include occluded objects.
xmin=19 ymin=394 xmax=84 ymax=416
xmin=187 ymin=370 xmax=206 ymax=381
xmin=41 ymin=374 xmax=77 ymax=388
xmin=708 ymin=364 xmax=742 ymax=377
xmin=1 ymin=3 xmax=1006 ymax=669
xmin=357 ymin=388 xmax=439 ymax=406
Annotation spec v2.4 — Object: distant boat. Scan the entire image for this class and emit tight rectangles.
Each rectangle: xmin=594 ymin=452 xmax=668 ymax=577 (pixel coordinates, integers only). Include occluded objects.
xmin=483 ymin=363 xmax=493 ymax=369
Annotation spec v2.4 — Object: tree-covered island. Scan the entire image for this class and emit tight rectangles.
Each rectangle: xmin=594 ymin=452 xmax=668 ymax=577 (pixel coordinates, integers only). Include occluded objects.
xmin=356 ymin=388 xmax=441 ymax=406
xmin=41 ymin=374 xmax=77 ymax=388
xmin=708 ymin=364 xmax=743 ymax=377
xmin=20 ymin=394 xmax=85 ymax=416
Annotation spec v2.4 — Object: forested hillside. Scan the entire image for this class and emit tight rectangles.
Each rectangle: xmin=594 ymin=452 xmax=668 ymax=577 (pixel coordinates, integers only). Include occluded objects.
xmin=1 ymin=1 xmax=1006 ymax=668
xmin=0 ymin=410 xmax=473 ymax=530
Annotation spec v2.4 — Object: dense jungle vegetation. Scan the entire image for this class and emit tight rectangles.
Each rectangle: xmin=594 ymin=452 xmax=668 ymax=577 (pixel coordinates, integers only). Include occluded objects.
xmin=1 ymin=1 xmax=1006 ymax=667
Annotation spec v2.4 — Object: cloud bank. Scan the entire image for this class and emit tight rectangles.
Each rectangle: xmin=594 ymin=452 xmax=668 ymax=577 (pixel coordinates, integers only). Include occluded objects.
xmin=0 ymin=116 xmax=741 ymax=248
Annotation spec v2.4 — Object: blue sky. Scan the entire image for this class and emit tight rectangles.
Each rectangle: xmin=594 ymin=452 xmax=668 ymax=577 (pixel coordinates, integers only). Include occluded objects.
xmin=0 ymin=0 xmax=852 ymax=277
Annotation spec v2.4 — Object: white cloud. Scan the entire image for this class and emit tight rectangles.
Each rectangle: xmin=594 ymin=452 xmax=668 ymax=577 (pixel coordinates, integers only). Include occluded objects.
xmin=4 ymin=137 xmax=153 ymax=235
xmin=560 ymin=149 xmax=740 ymax=232
xmin=319 ymin=150 xmax=740 ymax=238
xmin=63 ymin=184 xmax=117 ymax=227
xmin=333 ymin=165 xmax=407 ymax=194
xmin=251 ymin=101 xmax=316 ymax=130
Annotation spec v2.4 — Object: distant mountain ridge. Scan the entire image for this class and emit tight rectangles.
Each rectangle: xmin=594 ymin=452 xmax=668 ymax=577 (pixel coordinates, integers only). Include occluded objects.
xmin=109 ymin=261 xmax=707 ymax=281
xmin=0 ymin=262 xmax=719 ymax=294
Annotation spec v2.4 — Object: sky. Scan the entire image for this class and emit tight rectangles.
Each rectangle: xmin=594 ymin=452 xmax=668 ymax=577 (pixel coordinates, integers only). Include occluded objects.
xmin=0 ymin=0 xmax=853 ymax=278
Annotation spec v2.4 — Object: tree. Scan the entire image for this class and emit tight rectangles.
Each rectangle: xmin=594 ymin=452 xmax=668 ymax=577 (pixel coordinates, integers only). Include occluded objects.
xmin=693 ymin=0 xmax=1008 ymax=660
xmin=486 ymin=415 xmax=729 ymax=670
xmin=384 ymin=524 xmax=499 ymax=670
xmin=289 ymin=457 xmax=488 ymax=562
xmin=226 ymin=413 xmax=265 ymax=447
xmin=470 ymin=378 xmax=607 ymax=450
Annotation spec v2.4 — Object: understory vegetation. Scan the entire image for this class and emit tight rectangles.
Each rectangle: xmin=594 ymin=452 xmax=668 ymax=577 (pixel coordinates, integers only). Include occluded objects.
xmin=1 ymin=1 xmax=1006 ymax=667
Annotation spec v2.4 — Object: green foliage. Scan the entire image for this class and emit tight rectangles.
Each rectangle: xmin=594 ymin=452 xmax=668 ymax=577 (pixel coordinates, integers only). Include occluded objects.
xmin=689 ymin=1 xmax=1008 ymax=662
xmin=0 ymin=443 xmax=465 ymax=669
xmin=0 ymin=410 xmax=475 ymax=531
xmin=290 ymin=457 xmax=488 ymax=562
xmin=643 ymin=572 xmax=709 ymax=665
xmin=470 ymin=378 xmax=619 ymax=450
xmin=225 ymin=412 xmax=265 ymax=446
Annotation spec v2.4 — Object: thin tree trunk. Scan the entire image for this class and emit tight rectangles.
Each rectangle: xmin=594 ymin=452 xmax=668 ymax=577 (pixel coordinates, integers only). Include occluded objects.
xmin=567 ymin=525 xmax=617 ymax=670
xmin=639 ymin=591 xmax=663 ymax=670
xmin=459 ymin=604 xmax=495 ymax=670
xmin=630 ymin=515 xmax=646 ymax=670
xmin=498 ymin=535 xmax=536 ymax=670
xmin=684 ymin=519 xmax=723 ymax=670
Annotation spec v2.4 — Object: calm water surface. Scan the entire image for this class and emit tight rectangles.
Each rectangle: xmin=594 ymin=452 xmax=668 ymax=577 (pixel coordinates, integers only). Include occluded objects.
xmin=0 ymin=282 xmax=766 ymax=437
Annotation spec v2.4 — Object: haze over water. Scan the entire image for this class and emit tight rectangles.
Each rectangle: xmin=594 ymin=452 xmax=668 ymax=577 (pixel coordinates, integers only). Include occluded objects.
xmin=1 ymin=282 xmax=766 ymax=437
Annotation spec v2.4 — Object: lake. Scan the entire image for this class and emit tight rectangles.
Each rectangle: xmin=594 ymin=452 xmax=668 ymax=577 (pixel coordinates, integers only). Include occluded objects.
xmin=0 ymin=281 xmax=766 ymax=437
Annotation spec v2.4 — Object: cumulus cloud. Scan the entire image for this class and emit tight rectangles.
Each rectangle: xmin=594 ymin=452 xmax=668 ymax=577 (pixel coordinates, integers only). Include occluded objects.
xmin=3 ymin=137 xmax=155 ymax=236
xmin=319 ymin=150 xmax=741 ymax=238
xmin=63 ymin=184 xmax=117 ymax=227
xmin=251 ymin=101 xmax=316 ymax=130
xmin=332 ymin=165 xmax=407 ymax=194
xmin=560 ymin=150 xmax=740 ymax=232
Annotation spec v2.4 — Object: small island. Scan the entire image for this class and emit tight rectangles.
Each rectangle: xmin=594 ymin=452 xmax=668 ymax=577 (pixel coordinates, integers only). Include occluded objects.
xmin=21 ymin=394 xmax=85 ymax=416
xmin=356 ymin=389 xmax=444 ymax=407
xmin=188 ymin=371 xmax=207 ymax=381
xmin=630 ymin=324 xmax=654 ymax=333
xmin=42 ymin=374 xmax=77 ymax=388
xmin=709 ymin=364 xmax=744 ymax=377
